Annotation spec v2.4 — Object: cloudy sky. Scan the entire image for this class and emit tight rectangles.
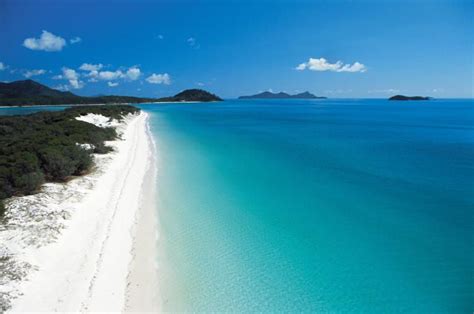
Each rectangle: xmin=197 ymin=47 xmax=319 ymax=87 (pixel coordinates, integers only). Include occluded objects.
xmin=0 ymin=0 xmax=472 ymax=98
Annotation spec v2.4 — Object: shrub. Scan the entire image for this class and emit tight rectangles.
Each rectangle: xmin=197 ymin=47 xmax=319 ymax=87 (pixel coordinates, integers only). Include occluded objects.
xmin=0 ymin=200 xmax=5 ymax=217
xmin=12 ymin=171 xmax=44 ymax=194
xmin=39 ymin=147 xmax=77 ymax=181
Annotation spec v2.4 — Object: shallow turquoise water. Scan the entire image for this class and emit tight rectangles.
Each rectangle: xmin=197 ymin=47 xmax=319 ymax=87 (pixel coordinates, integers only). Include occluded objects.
xmin=2 ymin=100 xmax=472 ymax=312
xmin=140 ymin=99 xmax=473 ymax=313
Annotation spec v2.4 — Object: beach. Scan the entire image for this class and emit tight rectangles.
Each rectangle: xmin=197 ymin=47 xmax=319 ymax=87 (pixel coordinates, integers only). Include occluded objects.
xmin=1 ymin=110 xmax=158 ymax=312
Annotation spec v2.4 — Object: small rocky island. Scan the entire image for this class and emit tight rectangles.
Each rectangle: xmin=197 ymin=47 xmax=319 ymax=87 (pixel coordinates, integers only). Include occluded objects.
xmin=389 ymin=95 xmax=431 ymax=101
xmin=239 ymin=91 xmax=326 ymax=99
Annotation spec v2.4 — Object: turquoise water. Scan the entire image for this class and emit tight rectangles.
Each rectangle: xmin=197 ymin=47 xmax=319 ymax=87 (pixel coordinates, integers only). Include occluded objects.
xmin=141 ymin=99 xmax=473 ymax=313
xmin=1 ymin=100 xmax=472 ymax=312
xmin=0 ymin=105 xmax=70 ymax=116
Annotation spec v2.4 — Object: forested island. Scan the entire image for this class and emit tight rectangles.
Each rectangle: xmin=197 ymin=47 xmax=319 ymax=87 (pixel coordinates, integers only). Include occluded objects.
xmin=157 ymin=89 xmax=222 ymax=102
xmin=0 ymin=80 xmax=222 ymax=106
xmin=239 ymin=91 xmax=326 ymax=99
xmin=389 ymin=95 xmax=431 ymax=101
xmin=0 ymin=105 xmax=139 ymax=215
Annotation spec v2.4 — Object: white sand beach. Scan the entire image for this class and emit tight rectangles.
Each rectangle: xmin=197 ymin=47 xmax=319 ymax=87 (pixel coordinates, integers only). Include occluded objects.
xmin=0 ymin=111 xmax=159 ymax=312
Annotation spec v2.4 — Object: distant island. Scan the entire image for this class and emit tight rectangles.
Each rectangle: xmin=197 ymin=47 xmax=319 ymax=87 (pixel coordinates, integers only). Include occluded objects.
xmin=239 ymin=91 xmax=326 ymax=99
xmin=0 ymin=80 xmax=222 ymax=106
xmin=389 ymin=95 xmax=431 ymax=101
xmin=157 ymin=89 xmax=222 ymax=102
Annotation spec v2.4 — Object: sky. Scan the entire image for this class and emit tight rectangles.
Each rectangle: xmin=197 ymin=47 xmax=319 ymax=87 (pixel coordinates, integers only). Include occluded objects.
xmin=0 ymin=0 xmax=472 ymax=98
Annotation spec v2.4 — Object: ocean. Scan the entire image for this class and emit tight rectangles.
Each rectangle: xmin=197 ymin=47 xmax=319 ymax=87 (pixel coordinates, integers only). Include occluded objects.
xmin=140 ymin=99 xmax=473 ymax=312
xmin=1 ymin=99 xmax=472 ymax=312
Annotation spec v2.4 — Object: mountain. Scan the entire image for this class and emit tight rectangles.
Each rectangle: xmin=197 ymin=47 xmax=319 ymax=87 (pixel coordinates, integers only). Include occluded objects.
xmin=0 ymin=80 xmax=222 ymax=106
xmin=389 ymin=95 xmax=431 ymax=101
xmin=0 ymin=79 xmax=77 ymax=99
xmin=292 ymin=91 xmax=326 ymax=99
xmin=158 ymin=89 xmax=222 ymax=102
xmin=0 ymin=80 xmax=156 ymax=106
xmin=239 ymin=91 xmax=326 ymax=99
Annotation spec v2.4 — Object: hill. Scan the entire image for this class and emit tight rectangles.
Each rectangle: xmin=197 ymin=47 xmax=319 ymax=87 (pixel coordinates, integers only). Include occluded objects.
xmin=239 ymin=91 xmax=326 ymax=99
xmin=0 ymin=80 xmax=222 ymax=106
xmin=389 ymin=95 xmax=431 ymax=101
xmin=158 ymin=89 xmax=222 ymax=102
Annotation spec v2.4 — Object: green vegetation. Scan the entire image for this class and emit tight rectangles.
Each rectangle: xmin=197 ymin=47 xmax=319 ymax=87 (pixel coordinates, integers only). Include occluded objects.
xmin=0 ymin=80 xmax=222 ymax=106
xmin=0 ymin=80 xmax=156 ymax=106
xmin=0 ymin=95 xmax=158 ymax=106
xmin=158 ymin=89 xmax=222 ymax=102
xmin=389 ymin=95 xmax=431 ymax=101
xmin=0 ymin=105 xmax=139 ymax=216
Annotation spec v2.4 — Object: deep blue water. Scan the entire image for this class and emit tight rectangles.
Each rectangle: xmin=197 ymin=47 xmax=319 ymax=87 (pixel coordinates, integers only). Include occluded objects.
xmin=1 ymin=99 xmax=473 ymax=312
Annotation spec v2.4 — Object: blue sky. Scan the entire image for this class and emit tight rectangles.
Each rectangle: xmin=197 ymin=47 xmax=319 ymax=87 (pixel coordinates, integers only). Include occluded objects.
xmin=0 ymin=0 xmax=472 ymax=98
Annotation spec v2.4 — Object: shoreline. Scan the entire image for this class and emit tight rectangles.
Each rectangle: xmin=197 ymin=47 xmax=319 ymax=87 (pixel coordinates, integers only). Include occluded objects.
xmin=1 ymin=110 xmax=157 ymax=311
xmin=124 ymin=114 xmax=160 ymax=311
xmin=0 ymin=100 xmax=219 ymax=109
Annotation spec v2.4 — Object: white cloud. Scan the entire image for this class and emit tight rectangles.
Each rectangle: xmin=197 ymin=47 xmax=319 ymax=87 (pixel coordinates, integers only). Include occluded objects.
xmin=187 ymin=37 xmax=196 ymax=46
xmin=69 ymin=80 xmax=83 ymax=89
xmin=54 ymin=84 xmax=69 ymax=91
xmin=196 ymin=82 xmax=205 ymax=86
xmin=296 ymin=57 xmax=367 ymax=73
xmin=108 ymin=81 xmax=119 ymax=87
xmin=70 ymin=37 xmax=81 ymax=44
xmin=56 ymin=67 xmax=83 ymax=89
xmin=146 ymin=73 xmax=171 ymax=85
xmin=79 ymin=63 xmax=103 ymax=71
xmin=62 ymin=67 xmax=79 ymax=80
xmin=98 ymin=70 xmax=124 ymax=80
xmin=23 ymin=30 xmax=66 ymax=52
xmin=126 ymin=66 xmax=141 ymax=80
xmin=0 ymin=62 xmax=5 ymax=71
xmin=79 ymin=64 xmax=140 ymax=82
xmin=187 ymin=37 xmax=200 ymax=49
xmin=24 ymin=69 xmax=46 ymax=78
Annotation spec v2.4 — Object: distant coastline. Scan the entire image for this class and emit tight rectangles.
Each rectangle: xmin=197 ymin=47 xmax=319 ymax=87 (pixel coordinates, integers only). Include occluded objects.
xmin=0 ymin=80 xmax=222 ymax=106
xmin=239 ymin=91 xmax=326 ymax=100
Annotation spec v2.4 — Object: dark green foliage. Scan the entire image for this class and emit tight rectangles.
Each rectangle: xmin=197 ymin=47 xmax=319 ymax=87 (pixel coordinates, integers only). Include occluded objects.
xmin=0 ymin=79 xmax=157 ymax=106
xmin=0 ymin=80 xmax=224 ymax=106
xmin=158 ymin=89 xmax=222 ymax=102
xmin=388 ymin=95 xmax=431 ymax=101
xmin=0 ymin=105 xmax=140 ymax=215
xmin=67 ymin=105 xmax=139 ymax=120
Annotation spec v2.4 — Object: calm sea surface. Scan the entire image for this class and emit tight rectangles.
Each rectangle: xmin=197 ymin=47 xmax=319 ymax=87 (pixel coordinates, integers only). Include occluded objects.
xmin=2 ymin=99 xmax=473 ymax=312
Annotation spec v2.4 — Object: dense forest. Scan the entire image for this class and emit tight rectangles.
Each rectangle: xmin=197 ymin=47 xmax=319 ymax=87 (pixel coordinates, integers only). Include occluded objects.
xmin=0 ymin=105 xmax=139 ymax=215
